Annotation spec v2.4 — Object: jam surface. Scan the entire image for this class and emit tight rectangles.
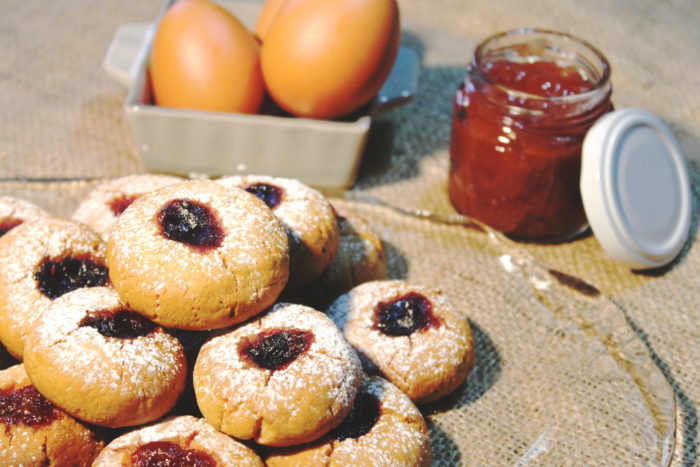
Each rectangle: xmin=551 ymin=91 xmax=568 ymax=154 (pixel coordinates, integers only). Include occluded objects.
xmin=482 ymin=60 xmax=593 ymax=97
xmin=449 ymin=57 xmax=610 ymax=239
xmin=0 ymin=218 xmax=22 ymax=237
xmin=109 ymin=195 xmax=138 ymax=216
xmin=239 ymin=328 xmax=313 ymax=371
xmin=80 ymin=308 xmax=157 ymax=339
xmin=158 ymin=199 xmax=224 ymax=251
xmin=373 ymin=292 xmax=440 ymax=337
xmin=328 ymin=392 xmax=380 ymax=441
xmin=131 ymin=441 xmax=216 ymax=467
xmin=0 ymin=385 xmax=60 ymax=427
xmin=245 ymin=183 xmax=283 ymax=209
xmin=35 ymin=256 xmax=110 ymax=300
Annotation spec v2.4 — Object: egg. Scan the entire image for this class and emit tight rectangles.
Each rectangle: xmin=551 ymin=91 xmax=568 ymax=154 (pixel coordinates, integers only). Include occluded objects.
xmin=149 ymin=0 xmax=265 ymax=114
xmin=259 ymin=0 xmax=400 ymax=120
xmin=254 ymin=0 xmax=287 ymax=41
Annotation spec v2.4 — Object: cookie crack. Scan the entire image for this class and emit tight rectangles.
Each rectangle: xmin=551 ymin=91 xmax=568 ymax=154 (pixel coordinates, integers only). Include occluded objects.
xmin=383 ymin=341 xmax=411 ymax=389
xmin=310 ymin=348 xmax=350 ymax=363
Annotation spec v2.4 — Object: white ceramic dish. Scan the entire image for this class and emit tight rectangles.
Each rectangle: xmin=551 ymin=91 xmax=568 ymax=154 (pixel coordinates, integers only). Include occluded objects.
xmin=104 ymin=0 xmax=419 ymax=190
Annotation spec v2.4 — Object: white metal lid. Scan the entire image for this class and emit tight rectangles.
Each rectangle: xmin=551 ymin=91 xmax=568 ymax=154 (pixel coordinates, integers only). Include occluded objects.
xmin=580 ymin=108 xmax=692 ymax=269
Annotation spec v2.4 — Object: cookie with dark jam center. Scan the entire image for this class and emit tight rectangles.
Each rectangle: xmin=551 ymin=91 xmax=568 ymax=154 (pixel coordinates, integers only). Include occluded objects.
xmin=35 ymin=255 xmax=109 ymax=300
xmin=80 ymin=308 xmax=157 ymax=339
xmin=373 ymin=292 xmax=440 ymax=336
xmin=244 ymin=183 xmax=283 ymax=209
xmin=158 ymin=199 xmax=224 ymax=250
xmin=239 ymin=328 xmax=313 ymax=371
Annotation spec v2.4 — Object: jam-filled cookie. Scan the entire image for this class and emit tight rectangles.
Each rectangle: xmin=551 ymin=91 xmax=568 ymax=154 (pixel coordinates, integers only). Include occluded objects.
xmin=216 ymin=175 xmax=339 ymax=288
xmin=0 ymin=364 xmax=105 ymax=466
xmin=296 ymin=204 xmax=386 ymax=309
xmin=23 ymin=287 xmax=187 ymax=427
xmin=72 ymin=173 xmax=183 ymax=240
xmin=92 ymin=415 xmax=264 ymax=467
xmin=0 ymin=196 xmax=49 ymax=237
xmin=266 ymin=375 xmax=432 ymax=467
xmin=194 ymin=302 xmax=362 ymax=447
xmin=327 ymin=280 xmax=475 ymax=405
xmin=107 ymin=180 xmax=289 ymax=330
xmin=0 ymin=217 xmax=109 ymax=359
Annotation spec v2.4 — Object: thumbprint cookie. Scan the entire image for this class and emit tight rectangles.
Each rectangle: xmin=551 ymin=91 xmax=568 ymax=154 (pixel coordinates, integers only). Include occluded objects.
xmin=216 ymin=175 xmax=339 ymax=288
xmin=23 ymin=287 xmax=186 ymax=427
xmin=0 ymin=217 xmax=108 ymax=359
xmin=194 ymin=302 xmax=362 ymax=446
xmin=327 ymin=280 xmax=475 ymax=405
xmin=266 ymin=375 xmax=432 ymax=467
xmin=0 ymin=364 xmax=105 ymax=466
xmin=107 ymin=180 xmax=289 ymax=330
xmin=72 ymin=173 xmax=183 ymax=240
xmin=0 ymin=196 xmax=49 ymax=237
xmin=92 ymin=415 xmax=264 ymax=467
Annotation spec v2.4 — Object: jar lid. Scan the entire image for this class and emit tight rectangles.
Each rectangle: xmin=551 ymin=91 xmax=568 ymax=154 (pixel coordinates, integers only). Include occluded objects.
xmin=580 ymin=108 xmax=692 ymax=269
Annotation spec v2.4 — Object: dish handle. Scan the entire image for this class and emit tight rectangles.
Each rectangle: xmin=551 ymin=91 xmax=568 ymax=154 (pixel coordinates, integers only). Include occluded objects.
xmin=372 ymin=47 xmax=420 ymax=116
xmin=103 ymin=22 xmax=154 ymax=88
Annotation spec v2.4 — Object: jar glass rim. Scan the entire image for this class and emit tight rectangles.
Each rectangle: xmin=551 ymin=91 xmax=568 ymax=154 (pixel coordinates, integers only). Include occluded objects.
xmin=473 ymin=28 xmax=612 ymax=103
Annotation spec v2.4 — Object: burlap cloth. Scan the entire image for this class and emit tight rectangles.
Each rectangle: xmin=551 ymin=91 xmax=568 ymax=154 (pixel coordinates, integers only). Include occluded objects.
xmin=2 ymin=0 xmax=699 ymax=465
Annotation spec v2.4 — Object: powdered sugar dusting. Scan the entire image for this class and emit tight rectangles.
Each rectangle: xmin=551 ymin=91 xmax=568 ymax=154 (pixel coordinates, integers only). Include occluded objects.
xmin=72 ymin=174 xmax=183 ymax=240
xmin=329 ymin=375 xmax=432 ymax=466
xmin=266 ymin=375 xmax=432 ymax=466
xmin=0 ymin=364 xmax=105 ymax=465
xmin=92 ymin=415 xmax=264 ymax=466
xmin=0 ymin=217 xmax=107 ymax=358
xmin=23 ymin=287 xmax=186 ymax=426
xmin=107 ymin=180 xmax=289 ymax=329
xmin=216 ymin=175 xmax=339 ymax=287
xmin=0 ymin=196 xmax=49 ymax=229
xmin=326 ymin=280 xmax=475 ymax=404
xmin=194 ymin=302 xmax=362 ymax=445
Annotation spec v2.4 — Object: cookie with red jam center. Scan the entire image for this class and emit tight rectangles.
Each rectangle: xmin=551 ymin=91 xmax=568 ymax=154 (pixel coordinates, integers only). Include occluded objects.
xmin=0 ymin=217 xmax=108 ymax=359
xmin=0 ymin=364 xmax=105 ymax=466
xmin=72 ymin=174 xmax=183 ymax=240
xmin=216 ymin=175 xmax=339 ymax=289
xmin=327 ymin=280 xmax=476 ymax=405
xmin=0 ymin=196 xmax=49 ymax=238
xmin=23 ymin=287 xmax=187 ymax=427
xmin=107 ymin=180 xmax=290 ymax=330
xmin=193 ymin=302 xmax=362 ymax=446
xmin=92 ymin=415 xmax=264 ymax=467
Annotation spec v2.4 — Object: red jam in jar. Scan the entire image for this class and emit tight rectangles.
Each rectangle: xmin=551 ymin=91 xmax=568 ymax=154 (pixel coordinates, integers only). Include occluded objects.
xmin=449 ymin=29 xmax=612 ymax=240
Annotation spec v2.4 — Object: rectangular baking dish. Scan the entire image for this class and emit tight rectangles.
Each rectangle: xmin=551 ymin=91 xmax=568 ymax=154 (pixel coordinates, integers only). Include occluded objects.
xmin=104 ymin=0 xmax=418 ymax=190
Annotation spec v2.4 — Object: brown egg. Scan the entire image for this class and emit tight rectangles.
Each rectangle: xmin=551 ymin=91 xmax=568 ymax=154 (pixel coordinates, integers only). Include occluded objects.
xmin=149 ymin=0 xmax=265 ymax=114
xmin=260 ymin=0 xmax=400 ymax=120
xmin=255 ymin=0 xmax=287 ymax=41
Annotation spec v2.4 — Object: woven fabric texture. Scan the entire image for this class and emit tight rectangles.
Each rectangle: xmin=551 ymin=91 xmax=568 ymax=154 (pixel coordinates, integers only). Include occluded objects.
xmin=1 ymin=0 xmax=699 ymax=465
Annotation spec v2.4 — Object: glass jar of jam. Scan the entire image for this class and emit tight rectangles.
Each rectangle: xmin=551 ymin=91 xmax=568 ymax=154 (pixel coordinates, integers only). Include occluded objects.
xmin=448 ymin=29 xmax=613 ymax=240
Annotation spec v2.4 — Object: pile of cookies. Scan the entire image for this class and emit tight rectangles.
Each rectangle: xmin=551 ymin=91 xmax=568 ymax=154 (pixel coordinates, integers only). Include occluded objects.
xmin=0 ymin=174 xmax=475 ymax=466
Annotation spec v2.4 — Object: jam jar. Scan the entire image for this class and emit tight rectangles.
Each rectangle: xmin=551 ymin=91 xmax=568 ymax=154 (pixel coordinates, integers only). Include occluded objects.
xmin=448 ymin=29 xmax=613 ymax=240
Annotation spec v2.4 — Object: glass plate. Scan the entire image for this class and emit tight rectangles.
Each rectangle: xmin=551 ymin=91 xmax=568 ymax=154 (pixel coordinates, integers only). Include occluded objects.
xmin=0 ymin=180 xmax=676 ymax=466
xmin=338 ymin=194 xmax=675 ymax=466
